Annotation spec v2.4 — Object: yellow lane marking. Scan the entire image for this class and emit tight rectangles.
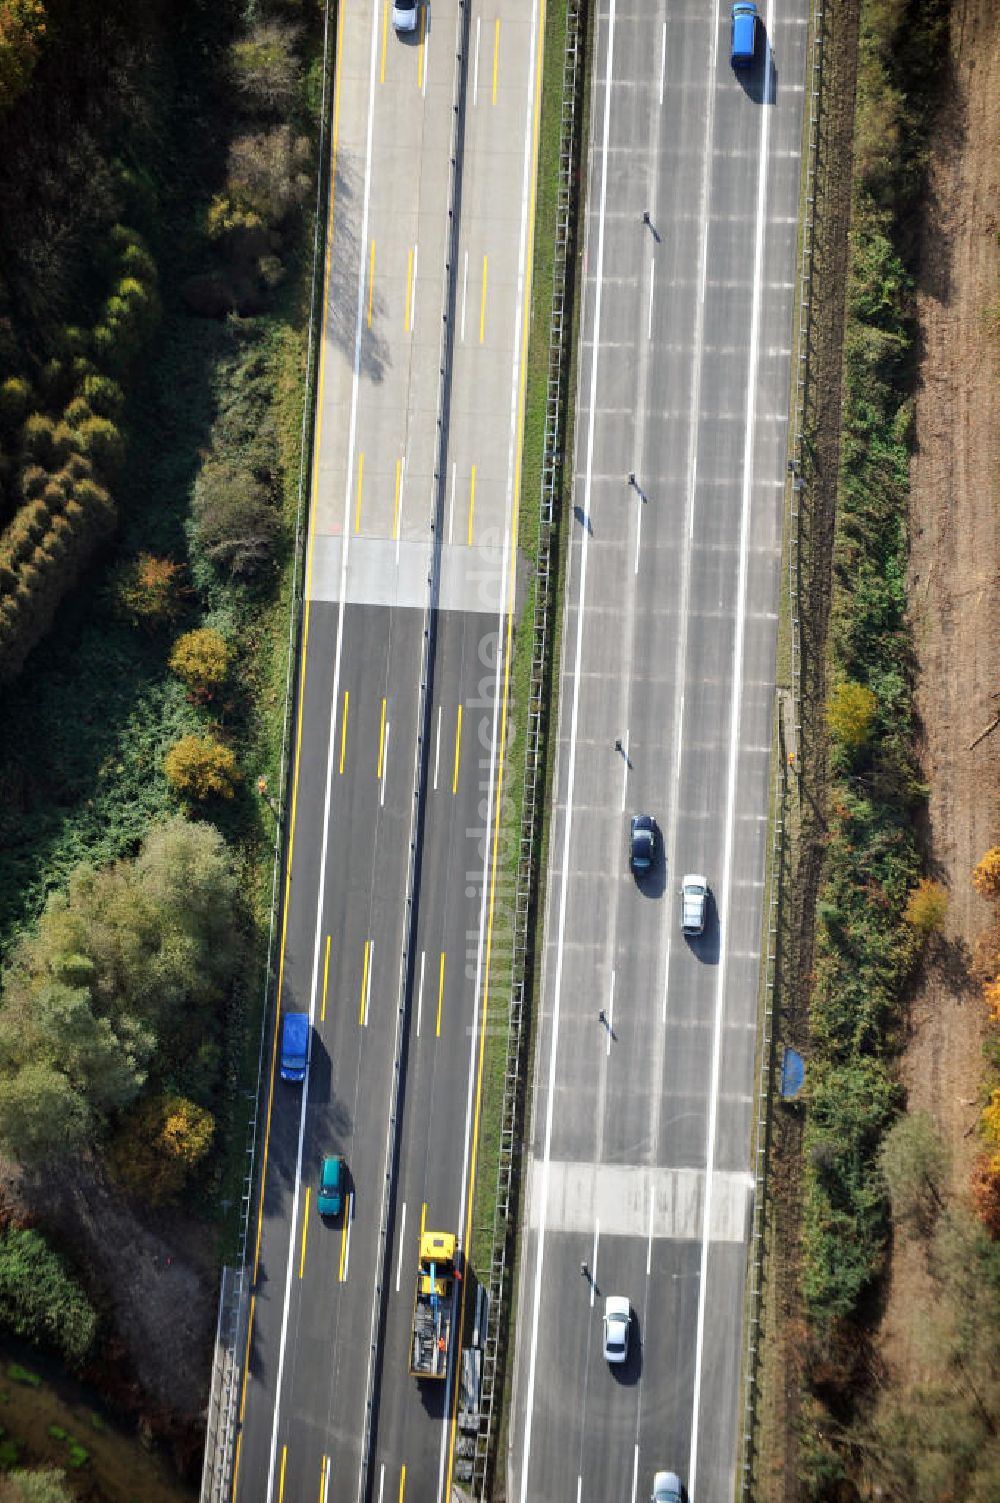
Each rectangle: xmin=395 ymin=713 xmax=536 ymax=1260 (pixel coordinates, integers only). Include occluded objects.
xmin=235 ymin=1 xmax=347 ymax=1492
xmin=339 ymin=1196 xmax=351 ymax=1281
xmin=467 ymin=466 xmax=476 ymax=547
xmin=321 ymin=935 xmax=331 ymax=1023
xmin=393 ymin=457 xmax=402 ymax=540
xmin=318 ymin=1455 xmax=328 ymax=1503
xmin=445 ymin=0 xmax=547 ymax=1491
xmin=479 ymin=256 xmax=488 ymax=344
xmin=279 ymin=1444 xmax=287 ymax=1501
xmin=380 ymin=0 xmax=388 ymax=83
xmin=368 ymin=239 xmax=375 ymax=329
xmin=493 ymin=19 xmax=500 ymax=104
xmin=378 ymin=696 xmax=388 ymax=779
xmin=339 ymin=690 xmax=349 ymax=775
xmin=436 ymin=951 xmax=445 ymax=1037
xmin=299 ymin=1187 xmax=311 ymax=1277
xmin=398 ymin=1464 xmax=406 ymax=1503
xmin=358 ymin=940 xmax=372 ymax=1027
xmin=404 ymin=246 xmax=414 ymax=331
xmin=417 ymin=8 xmax=425 ymax=89
xmin=452 ymin=703 xmax=463 ymax=794
xmin=420 ymin=1201 xmax=427 ymax=1240
xmin=355 ymin=451 xmax=364 ymax=533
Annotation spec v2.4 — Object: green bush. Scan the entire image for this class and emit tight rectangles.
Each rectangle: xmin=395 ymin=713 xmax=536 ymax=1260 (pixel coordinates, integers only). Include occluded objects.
xmin=0 ymin=1229 xmax=97 ymax=1368
xmin=192 ymin=460 xmax=281 ymax=580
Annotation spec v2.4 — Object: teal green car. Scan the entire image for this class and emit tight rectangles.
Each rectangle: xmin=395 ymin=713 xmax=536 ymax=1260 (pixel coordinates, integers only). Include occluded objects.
xmin=317 ymin=1156 xmax=344 ymax=1217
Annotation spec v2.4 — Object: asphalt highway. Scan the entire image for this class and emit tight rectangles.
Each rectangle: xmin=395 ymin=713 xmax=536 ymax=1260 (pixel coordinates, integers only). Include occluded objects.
xmin=509 ymin=3 xmax=807 ymax=1502
xmin=232 ymin=0 xmax=544 ymax=1500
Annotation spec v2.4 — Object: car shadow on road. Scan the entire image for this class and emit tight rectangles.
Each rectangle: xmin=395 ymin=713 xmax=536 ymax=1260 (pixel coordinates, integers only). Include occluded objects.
xmin=735 ymin=32 xmax=777 ymax=105
xmin=632 ymin=838 xmax=666 ymax=901
xmin=682 ymin=890 xmax=720 ymax=965
xmin=609 ymin=1310 xmax=643 ymax=1387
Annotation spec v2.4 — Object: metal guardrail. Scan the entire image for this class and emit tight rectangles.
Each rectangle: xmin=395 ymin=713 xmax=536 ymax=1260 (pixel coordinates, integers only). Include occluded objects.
xmin=736 ymin=4 xmax=825 ymax=1499
xmin=199 ymin=2 xmax=336 ymax=1495
xmin=471 ymin=0 xmax=587 ymax=1493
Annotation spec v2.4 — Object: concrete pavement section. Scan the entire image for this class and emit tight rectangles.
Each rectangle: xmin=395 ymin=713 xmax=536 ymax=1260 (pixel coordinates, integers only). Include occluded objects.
xmin=232 ymin=0 xmax=544 ymax=1496
xmin=509 ymin=3 xmax=806 ymax=1501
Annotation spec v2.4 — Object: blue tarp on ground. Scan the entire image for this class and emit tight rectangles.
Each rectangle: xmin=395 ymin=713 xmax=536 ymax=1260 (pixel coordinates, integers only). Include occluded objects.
xmin=780 ymin=1047 xmax=805 ymax=1099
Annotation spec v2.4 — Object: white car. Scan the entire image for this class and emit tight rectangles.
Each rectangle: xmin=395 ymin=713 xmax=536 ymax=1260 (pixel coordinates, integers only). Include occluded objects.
xmin=652 ymin=1472 xmax=683 ymax=1503
xmin=392 ymin=0 xmax=419 ymax=32
xmin=680 ymin=873 xmax=708 ymax=935
xmin=602 ymin=1294 xmax=630 ymax=1364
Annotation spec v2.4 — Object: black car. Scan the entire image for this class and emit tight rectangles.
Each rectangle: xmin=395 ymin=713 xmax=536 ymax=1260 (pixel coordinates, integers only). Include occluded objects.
xmin=629 ymin=814 xmax=657 ymax=875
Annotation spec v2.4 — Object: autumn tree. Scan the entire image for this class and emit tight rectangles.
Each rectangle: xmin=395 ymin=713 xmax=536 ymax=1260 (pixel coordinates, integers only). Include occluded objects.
xmin=826 ymin=679 xmax=877 ymax=751
xmin=903 ymin=878 xmax=948 ymax=940
xmin=112 ymin=552 xmax=186 ymax=627
xmin=108 ymin=1093 xmax=214 ymax=1204
xmin=169 ymin=627 xmax=231 ymax=699
xmin=983 ymin=976 xmax=1000 ymax=1025
xmin=973 ymin=847 xmax=1000 ymax=900
xmin=164 ymin=734 xmax=240 ymax=801
xmin=0 ymin=0 xmax=47 ymax=115
xmin=970 ymin=1154 xmax=1000 ymax=1237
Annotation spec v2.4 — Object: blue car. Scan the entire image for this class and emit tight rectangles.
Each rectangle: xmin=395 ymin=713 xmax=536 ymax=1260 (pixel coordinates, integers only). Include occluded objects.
xmin=280 ymin=1012 xmax=309 ymax=1083
xmin=730 ymin=1 xmax=758 ymax=68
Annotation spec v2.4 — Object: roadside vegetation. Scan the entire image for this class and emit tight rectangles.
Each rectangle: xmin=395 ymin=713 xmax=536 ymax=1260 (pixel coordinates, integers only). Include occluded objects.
xmin=788 ymin=0 xmax=1000 ymax=1497
xmin=0 ymin=0 xmax=324 ymax=1481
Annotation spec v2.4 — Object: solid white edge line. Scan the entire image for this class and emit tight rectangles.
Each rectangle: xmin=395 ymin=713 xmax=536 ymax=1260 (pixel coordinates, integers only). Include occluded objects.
xmin=634 ymin=485 xmax=642 ymax=575
xmin=687 ymin=14 xmax=775 ymax=1500
xmin=395 ymin=454 xmax=405 ymax=565
xmin=411 ymin=241 xmax=418 ymax=333
xmin=461 ymin=249 xmax=469 ymax=341
xmin=620 ymin=730 xmax=628 ymax=811
xmin=607 ymin=968 xmax=615 ymax=1058
xmin=364 ymin=939 xmax=374 ymax=1026
xmin=631 ymin=1443 xmax=640 ymax=1503
xmin=342 ymin=1191 xmax=354 ymax=1281
xmin=394 ymin=1201 xmax=407 ymax=1293
xmin=263 ymin=1 xmax=382 ymax=1495
xmin=659 ymin=21 xmax=666 ymax=106
xmin=517 ymin=4 xmax=616 ymax=1495
xmin=474 ymin=15 xmax=481 ymax=106
xmin=433 ymin=704 xmax=442 ymax=789
xmin=647 ymin=1185 xmax=654 ymax=1276
xmin=648 ymin=258 xmax=655 ymax=340
xmin=416 ymin=949 xmax=426 ymax=1038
